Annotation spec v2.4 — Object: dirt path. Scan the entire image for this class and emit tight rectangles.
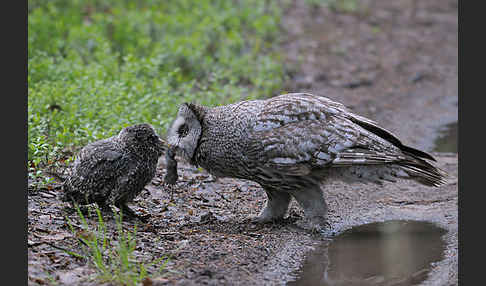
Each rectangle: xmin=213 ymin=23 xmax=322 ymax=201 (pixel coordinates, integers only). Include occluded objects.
xmin=282 ymin=0 xmax=458 ymax=151
xmin=28 ymin=0 xmax=458 ymax=285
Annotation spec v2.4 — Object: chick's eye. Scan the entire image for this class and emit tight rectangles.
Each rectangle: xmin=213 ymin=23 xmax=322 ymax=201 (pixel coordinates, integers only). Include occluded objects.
xmin=177 ymin=124 xmax=189 ymax=137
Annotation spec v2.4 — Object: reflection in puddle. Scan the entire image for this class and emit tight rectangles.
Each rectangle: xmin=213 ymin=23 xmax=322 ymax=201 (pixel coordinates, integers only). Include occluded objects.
xmin=288 ymin=220 xmax=446 ymax=286
xmin=433 ymin=122 xmax=457 ymax=153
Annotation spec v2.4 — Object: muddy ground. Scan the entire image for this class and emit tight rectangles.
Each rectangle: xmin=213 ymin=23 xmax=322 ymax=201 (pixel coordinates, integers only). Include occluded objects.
xmin=28 ymin=0 xmax=458 ymax=285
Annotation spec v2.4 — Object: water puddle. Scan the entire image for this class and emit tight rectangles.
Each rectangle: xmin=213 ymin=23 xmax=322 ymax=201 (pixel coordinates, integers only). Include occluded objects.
xmin=433 ymin=122 xmax=457 ymax=153
xmin=288 ymin=220 xmax=446 ymax=286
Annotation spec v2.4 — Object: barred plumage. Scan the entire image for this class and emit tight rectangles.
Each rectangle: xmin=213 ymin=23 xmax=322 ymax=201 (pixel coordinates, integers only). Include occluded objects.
xmin=167 ymin=93 xmax=446 ymax=230
xmin=62 ymin=123 xmax=166 ymax=219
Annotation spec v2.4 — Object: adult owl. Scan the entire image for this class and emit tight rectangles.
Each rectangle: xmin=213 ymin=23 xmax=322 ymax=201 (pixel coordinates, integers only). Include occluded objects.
xmin=167 ymin=93 xmax=446 ymax=230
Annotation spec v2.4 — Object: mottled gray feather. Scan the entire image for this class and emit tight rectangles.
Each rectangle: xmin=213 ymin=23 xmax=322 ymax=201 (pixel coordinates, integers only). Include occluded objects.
xmin=62 ymin=124 xmax=166 ymax=211
xmin=167 ymin=93 xmax=447 ymax=228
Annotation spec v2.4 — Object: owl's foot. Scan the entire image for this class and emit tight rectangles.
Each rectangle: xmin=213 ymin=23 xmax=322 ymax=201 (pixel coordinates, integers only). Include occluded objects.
xmin=116 ymin=203 xmax=150 ymax=223
xmin=96 ymin=203 xmax=113 ymax=214
xmin=290 ymin=185 xmax=329 ymax=234
xmin=250 ymin=214 xmax=284 ymax=224
xmin=307 ymin=217 xmax=331 ymax=234
xmin=257 ymin=190 xmax=292 ymax=223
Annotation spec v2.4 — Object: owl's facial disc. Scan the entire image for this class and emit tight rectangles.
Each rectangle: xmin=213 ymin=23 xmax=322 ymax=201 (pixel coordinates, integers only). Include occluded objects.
xmin=167 ymin=117 xmax=185 ymax=146
xmin=167 ymin=107 xmax=202 ymax=163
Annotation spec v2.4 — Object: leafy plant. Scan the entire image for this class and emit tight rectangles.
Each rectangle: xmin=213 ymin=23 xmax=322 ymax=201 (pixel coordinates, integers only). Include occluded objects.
xmin=28 ymin=0 xmax=287 ymax=172
xmin=305 ymin=0 xmax=360 ymax=13
xmin=65 ymin=206 xmax=169 ymax=285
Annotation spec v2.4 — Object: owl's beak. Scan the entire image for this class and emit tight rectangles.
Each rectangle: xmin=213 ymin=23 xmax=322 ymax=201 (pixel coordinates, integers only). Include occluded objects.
xmin=167 ymin=143 xmax=178 ymax=151
xmin=157 ymin=137 xmax=168 ymax=151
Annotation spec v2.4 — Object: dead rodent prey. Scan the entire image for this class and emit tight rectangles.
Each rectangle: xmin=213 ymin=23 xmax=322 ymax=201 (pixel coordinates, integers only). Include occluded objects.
xmin=164 ymin=146 xmax=178 ymax=185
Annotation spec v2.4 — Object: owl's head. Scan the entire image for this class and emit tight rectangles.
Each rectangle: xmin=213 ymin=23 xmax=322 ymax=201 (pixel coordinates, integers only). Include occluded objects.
xmin=167 ymin=103 xmax=206 ymax=163
xmin=118 ymin=123 xmax=166 ymax=156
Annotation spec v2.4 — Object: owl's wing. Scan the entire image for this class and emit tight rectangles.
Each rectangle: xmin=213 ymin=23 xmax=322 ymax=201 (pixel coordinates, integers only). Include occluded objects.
xmin=248 ymin=118 xmax=360 ymax=176
xmin=247 ymin=93 xmax=413 ymax=176
xmin=73 ymin=139 xmax=125 ymax=180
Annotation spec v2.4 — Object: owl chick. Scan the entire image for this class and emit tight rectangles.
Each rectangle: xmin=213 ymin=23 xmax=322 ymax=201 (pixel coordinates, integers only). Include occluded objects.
xmin=167 ymin=93 xmax=446 ymax=230
xmin=62 ymin=123 xmax=166 ymax=220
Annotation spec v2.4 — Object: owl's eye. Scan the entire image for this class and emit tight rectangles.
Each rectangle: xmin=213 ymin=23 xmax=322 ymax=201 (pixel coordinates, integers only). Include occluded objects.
xmin=178 ymin=124 xmax=189 ymax=137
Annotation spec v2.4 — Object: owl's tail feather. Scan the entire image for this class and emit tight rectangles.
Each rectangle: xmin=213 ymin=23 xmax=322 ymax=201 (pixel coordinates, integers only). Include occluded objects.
xmin=398 ymin=153 xmax=448 ymax=187
xmin=332 ymin=148 xmax=447 ymax=187
xmin=349 ymin=115 xmax=437 ymax=162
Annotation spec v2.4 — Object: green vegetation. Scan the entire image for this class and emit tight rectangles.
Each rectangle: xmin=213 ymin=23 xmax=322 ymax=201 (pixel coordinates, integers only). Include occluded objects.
xmin=29 ymin=1 xmax=287 ymax=282
xmin=305 ymin=0 xmax=360 ymax=13
xmin=65 ymin=206 xmax=169 ymax=285
xmin=28 ymin=0 xmax=286 ymax=169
